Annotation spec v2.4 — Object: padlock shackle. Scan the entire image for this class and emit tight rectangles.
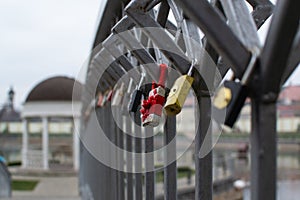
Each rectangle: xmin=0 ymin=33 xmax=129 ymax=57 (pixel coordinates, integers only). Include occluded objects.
xmin=241 ymin=47 xmax=260 ymax=85
xmin=158 ymin=63 xmax=168 ymax=87
xmin=138 ymin=72 xmax=146 ymax=89
xmin=187 ymin=59 xmax=197 ymax=76
xmin=241 ymin=52 xmax=258 ymax=85
xmin=127 ymin=78 xmax=134 ymax=94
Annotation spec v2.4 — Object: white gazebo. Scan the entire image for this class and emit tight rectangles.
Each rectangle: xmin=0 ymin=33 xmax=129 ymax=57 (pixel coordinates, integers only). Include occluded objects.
xmin=21 ymin=76 xmax=82 ymax=170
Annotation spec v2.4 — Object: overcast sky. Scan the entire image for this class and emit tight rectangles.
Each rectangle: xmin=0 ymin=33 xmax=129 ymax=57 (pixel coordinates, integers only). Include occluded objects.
xmin=0 ymin=0 xmax=299 ymax=109
xmin=0 ymin=0 xmax=101 ymax=109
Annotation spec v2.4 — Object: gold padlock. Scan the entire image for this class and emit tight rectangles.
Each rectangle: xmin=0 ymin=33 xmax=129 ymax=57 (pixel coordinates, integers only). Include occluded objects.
xmin=213 ymin=87 xmax=232 ymax=109
xmin=164 ymin=73 xmax=194 ymax=116
xmin=212 ymin=48 xmax=259 ymax=127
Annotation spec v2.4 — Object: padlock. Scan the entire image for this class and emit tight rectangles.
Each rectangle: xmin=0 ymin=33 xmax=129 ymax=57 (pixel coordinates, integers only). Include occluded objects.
xmin=96 ymin=93 xmax=104 ymax=107
xmin=140 ymin=64 xmax=168 ymax=127
xmin=112 ymin=83 xmax=125 ymax=106
xmin=100 ymin=94 xmax=107 ymax=107
xmin=107 ymin=90 xmax=113 ymax=102
xmin=164 ymin=63 xmax=194 ymax=116
xmin=213 ymin=50 xmax=259 ymax=127
xmin=120 ymin=79 xmax=133 ymax=115
xmin=101 ymin=90 xmax=113 ymax=107
xmin=140 ymin=84 xmax=166 ymax=126
xmin=85 ymin=99 xmax=96 ymax=117
xmin=128 ymin=72 xmax=146 ymax=112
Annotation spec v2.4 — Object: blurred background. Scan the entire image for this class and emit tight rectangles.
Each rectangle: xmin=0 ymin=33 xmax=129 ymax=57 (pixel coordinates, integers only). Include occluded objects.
xmin=0 ymin=0 xmax=300 ymax=200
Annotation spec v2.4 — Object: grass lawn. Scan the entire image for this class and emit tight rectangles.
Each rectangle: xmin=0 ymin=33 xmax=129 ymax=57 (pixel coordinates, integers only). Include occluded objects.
xmin=11 ymin=180 xmax=39 ymax=191
xmin=155 ymin=167 xmax=194 ymax=183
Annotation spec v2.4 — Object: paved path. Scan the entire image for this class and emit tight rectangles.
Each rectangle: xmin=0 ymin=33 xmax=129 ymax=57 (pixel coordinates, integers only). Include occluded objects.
xmin=3 ymin=176 xmax=80 ymax=200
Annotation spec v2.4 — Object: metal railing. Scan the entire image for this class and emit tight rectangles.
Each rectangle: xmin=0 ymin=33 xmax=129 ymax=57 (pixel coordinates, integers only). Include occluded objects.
xmin=79 ymin=0 xmax=300 ymax=199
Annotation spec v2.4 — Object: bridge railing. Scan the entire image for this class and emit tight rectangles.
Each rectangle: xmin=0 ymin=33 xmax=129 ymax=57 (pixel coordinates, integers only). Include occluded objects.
xmin=79 ymin=0 xmax=300 ymax=199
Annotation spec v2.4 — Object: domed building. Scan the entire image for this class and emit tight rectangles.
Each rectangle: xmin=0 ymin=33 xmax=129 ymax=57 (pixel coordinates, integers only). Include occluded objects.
xmin=21 ymin=76 xmax=82 ymax=170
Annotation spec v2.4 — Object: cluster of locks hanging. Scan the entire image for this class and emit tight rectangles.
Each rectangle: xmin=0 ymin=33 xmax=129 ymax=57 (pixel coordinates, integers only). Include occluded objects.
xmin=95 ymin=59 xmax=256 ymax=128
xmin=96 ymin=63 xmax=192 ymax=127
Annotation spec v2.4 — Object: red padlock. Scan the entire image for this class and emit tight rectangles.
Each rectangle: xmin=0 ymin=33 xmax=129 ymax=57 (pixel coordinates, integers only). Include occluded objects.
xmin=140 ymin=64 xmax=168 ymax=127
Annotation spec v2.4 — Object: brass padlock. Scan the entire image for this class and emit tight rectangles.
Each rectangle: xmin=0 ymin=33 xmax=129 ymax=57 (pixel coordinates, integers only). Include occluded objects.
xmin=213 ymin=86 xmax=232 ymax=110
xmin=213 ymin=50 xmax=259 ymax=127
xmin=164 ymin=64 xmax=194 ymax=116
xmin=213 ymin=81 xmax=248 ymax=127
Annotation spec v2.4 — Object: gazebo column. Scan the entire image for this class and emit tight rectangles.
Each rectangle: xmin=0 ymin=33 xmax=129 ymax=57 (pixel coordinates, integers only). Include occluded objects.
xmin=42 ymin=116 xmax=49 ymax=170
xmin=22 ymin=118 xmax=28 ymax=168
xmin=73 ymin=117 xmax=80 ymax=170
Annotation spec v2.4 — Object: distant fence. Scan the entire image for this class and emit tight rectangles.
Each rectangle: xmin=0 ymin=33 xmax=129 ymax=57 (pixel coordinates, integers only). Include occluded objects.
xmin=26 ymin=150 xmax=44 ymax=169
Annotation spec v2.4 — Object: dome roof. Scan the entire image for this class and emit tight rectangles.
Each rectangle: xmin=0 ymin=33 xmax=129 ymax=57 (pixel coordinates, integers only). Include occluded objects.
xmin=25 ymin=76 xmax=82 ymax=102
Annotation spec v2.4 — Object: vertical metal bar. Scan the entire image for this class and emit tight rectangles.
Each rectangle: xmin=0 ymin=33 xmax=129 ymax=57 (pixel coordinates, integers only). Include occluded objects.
xmin=164 ymin=116 xmax=177 ymax=200
xmin=114 ymin=106 xmax=120 ymax=200
xmin=251 ymin=1 xmax=300 ymax=200
xmin=86 ymin=108 xmax=109 ymax=199
xmin=117 ymin=107 xmax=125 ymax=200
xmin=145 ymin=127 xmax=155 ymax=200
xmin=99 ymin=106 xmax=112 ymax=200
xmin=195 ymin=95 xmax=212 ymax=200
xmin=194 ymin=38 xmax=219 ymax=200
xmin=126 ymin=114 xmax=134 ymax=200
xmin=109 ymin=105 xmax=117 ymax=200
xmin=134 ymin=111 xmax=143 ymax=200
xmin=250 ymin=100 xmax=277 ymax=200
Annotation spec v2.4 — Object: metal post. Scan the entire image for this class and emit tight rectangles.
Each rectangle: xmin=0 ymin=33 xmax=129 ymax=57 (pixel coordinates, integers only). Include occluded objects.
xmin=108 ymin=105 xmax=117 ymax=200
xmin=134 ymin=110 xmax=143 ymax=200
xmin=96 ymin=107 xmax=112 ymax=200
xmin=145 ymin=127 xmax=155 ymax=200
xmin=251 ymin=1 xmax=300 ymax=199
xmin=250 ymin=99 xmax=277 ymax=200
xmin=194 ymin=37 xmax=218 ymax=200
xmin=195 ymin=95 xmax=212 ymax=200
xmin=164 ymin=116 xmax=177 ymax=200
xmin=126 ymin=114 xmax=134 ymax=200
xmin=116 ymin=107 xmax=125 ymax=200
